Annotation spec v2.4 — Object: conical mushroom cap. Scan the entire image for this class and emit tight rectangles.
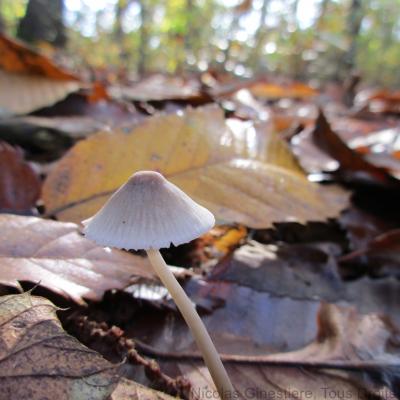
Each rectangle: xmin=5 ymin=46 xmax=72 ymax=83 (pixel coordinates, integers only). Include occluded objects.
xmin=83 ymin=171 xmax=215 ymax=250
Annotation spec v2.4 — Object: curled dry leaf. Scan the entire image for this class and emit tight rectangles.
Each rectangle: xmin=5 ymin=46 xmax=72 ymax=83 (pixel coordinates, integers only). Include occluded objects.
xmin=43 ymin=105 xmax=348 ymax=228
xmin=311 ymin=110 xmax=398 ymax=186
xmin=0 ymin=292 xmax=119 ymax=399
xmin=0 ymin=214 xmax=155 ymax=303
xmin=0 ymin=34 xmax=80 ymax=116
xmin=0 ymin=141 xmax=41 ymax=212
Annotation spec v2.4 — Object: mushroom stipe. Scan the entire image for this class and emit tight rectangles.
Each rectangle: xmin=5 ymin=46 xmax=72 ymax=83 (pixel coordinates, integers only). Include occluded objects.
xmin=83 ymin=170 xmax=234 ymax=399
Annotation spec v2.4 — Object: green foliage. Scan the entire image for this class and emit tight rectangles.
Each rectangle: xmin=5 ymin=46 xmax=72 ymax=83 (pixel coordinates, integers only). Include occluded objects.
xmin=1 ymin=0 xmax=400 ymax=87
xmin=0 ymin=0 xmax=27 ymax=33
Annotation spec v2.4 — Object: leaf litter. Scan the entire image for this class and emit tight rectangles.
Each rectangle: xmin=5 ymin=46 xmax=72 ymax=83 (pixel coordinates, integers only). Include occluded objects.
xmin=0 ymin=33 xmax=399 ymax=399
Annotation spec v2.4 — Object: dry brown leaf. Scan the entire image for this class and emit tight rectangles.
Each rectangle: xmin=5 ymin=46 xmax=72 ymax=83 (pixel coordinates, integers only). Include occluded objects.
xmin=133 ymin=279 xmax=400 ymax=399
xmin=0 ymin=69 xmax=80 ymax=116
xmin=0 ymin=34 xmax=77 ymax=80
xmin=0 ymin=292 xmax=119 ymax=399
xmin=110 ymin=378 xmax=176 ymax=400
xmin=0 ymin=214 xmax=155 ymax=303
xmin=109 ymin=74 xmax=203 ymax=102
xmin=43 ymin=105 xmax=348 ymax=228
xmin=0 ymin=141 xmax=41 ymax=212
xmin=0 ymin=34 xmax=81 ymax=116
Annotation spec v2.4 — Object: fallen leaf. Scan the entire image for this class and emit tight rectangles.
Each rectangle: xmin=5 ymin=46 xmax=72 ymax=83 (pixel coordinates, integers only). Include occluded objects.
xmin=249 ymin=80 xmax=317 ymax=100
xmin=0 ymin=214 xmax=155 ymax=303
xmin=348 ymin=127 xmax=400 ymax=178
xmin=0 ymin=142 xmax=41 ymax=212
xmin=339 ymin=207 xmax=398 ymax=251
xmin=0 ymin=34 xmax=77 ymax=79
xmin=0 ymin=34 xmax=81 ymax=116
xmin=108 ymin=74 xmax=206 ymax=103
xmin=130 ymin=279 xmax=400 ymax=399
xmin=43 ymin=105 xmax=348 ymax=228
xmin=209 ymin=242 xmax=344 ymax=302
xmin=291 ymin=114 xmax=398 ymax=174
xmin=0 ymin=292 xmax=119 ymax=399
xmin=208 ymin=242 xmax=400 ymax=324
xmin=110 ymin=378 xmax=176 ymax=400
xmin=340 ymin=229 xmax=400 ymax=277
xmin=0 ymin=70 xmax=80 ymax=116
xmin=355 ymin=88 xmax=400 ymax=114
xmin=311 ymin=110 xmax=399 ymax=186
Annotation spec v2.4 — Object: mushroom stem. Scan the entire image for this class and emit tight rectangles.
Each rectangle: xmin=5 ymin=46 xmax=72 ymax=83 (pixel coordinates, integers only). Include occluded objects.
xmin=146 ymin=248 xmax=234 ymax=399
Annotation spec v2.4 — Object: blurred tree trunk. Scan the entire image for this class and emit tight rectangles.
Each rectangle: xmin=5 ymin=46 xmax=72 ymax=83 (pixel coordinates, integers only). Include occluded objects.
xmin=183 ymin=0 xmax=194 ymax=60
xmin=223 ymin=11 xmax=241 ymax=67
xmin=114 ymin=0 xmax=132 ymax=65
xmin=315 ymin=0 xmax=330 ymax=31
xmin=248 ymin=0 xmax=270 ymax=70
xmin=0 ymin=0 xmax=4 ymax=32
xmin=17 ymin=0 xmax=66 ymax=47
xmin=137 ymin=0 xmax=149 ymax=75
xmin=343 ymin=0 xmax=363 ymax=77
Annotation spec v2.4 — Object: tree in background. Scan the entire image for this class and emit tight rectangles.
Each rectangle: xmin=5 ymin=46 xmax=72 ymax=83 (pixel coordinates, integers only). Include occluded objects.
xmin=1 ymin=0 xmax=400 ymax=87
xmin=17 ymin=0 xmax=66 ymax=47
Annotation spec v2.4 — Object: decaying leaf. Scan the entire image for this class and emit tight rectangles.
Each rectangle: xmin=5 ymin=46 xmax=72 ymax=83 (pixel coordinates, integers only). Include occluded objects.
xmin=208 ymin=242 xmax=400 ymax=324
xmin=0 ymin=141 xmax=41 ymax=212
xmin=0 ymin=292 xmax=119 ymax=399
xmin=0 ymin=34 xmax=81 ymax=116
xmin=110 ymin=378 xmax=176 ymax=400
xmin=340 ymin=229 xmax=400 ymax=277
xmin=132 ymin=278 xmax=400 ymax=399
xmin=43 ymin=105 xmax=348 ymax=228
xmin=0 ymin=214 xmax=155 ymax=303
xmin=312 ymin=110 xmax=398 ymax=185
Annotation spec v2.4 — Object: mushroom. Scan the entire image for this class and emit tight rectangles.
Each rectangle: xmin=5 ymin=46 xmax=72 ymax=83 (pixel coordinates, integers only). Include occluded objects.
xmin=83 ymin=170 xmax=234 ymax=399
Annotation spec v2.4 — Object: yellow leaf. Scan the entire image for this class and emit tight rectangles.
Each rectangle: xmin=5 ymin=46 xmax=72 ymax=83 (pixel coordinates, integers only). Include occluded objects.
xmin=43 ymin=105 xmax=348 ymax=228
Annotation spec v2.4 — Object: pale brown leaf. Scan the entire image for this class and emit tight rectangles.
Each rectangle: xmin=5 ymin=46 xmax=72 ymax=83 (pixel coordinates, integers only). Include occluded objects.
xmin=0 ymin=292 xmax=119 ymax=399
xmin=0 ymin=70 xmax=80 ymax=116
xmin=0 ymin=214 xmax=155 ymax=303
xmin=110 ymin=378 xmax=176 ymax=400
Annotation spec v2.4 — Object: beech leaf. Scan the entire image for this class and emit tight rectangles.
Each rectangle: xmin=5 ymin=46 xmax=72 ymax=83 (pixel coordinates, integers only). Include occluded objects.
xmin=43 ymin=105 xmax=348 ymax=228
xmin=0 ymin=293 xmax=119 ymax=399
xmin=0 ymin=214 xmax=155 ymax=303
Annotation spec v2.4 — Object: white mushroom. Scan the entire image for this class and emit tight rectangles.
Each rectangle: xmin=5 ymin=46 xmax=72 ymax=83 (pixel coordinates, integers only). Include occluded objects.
xmin=83 ymin=170 xmax=234 ymax=399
